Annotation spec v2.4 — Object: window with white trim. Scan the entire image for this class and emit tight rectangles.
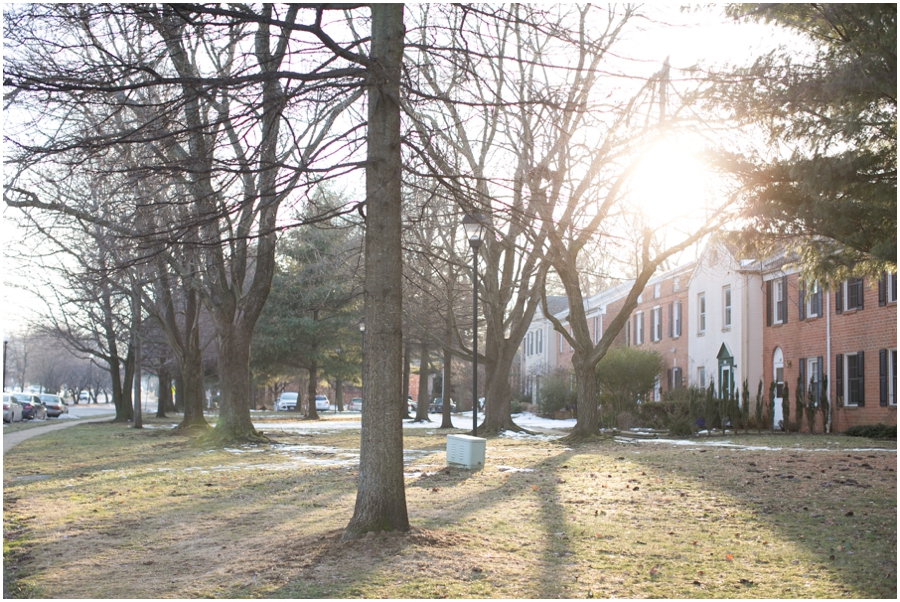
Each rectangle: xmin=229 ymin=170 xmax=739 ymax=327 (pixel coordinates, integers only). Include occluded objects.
xmin=844 ymin=352 xmax=864 ymax=406
xmin=635 ymin=311 xmax=644 ymax=345
xmin=652 ymin=375 xmax=661 ymax=401
xmin=558 ymin=331 xmax=564 ymax=353
xmin=723 ymin=286 xmax=732 ymax=329
xmin=846 ymin=278 xmax=863 ymax=311
xmin=889 ymin=274 xmax=898 ymax=303
xmin=592 ymin=315 xmax=602 ymax=344
xmin=698 ymin=293 xmax=706 ymax=334
xmin=537 ymin=330 xmax=542 ymax=354
xmin=773 ymin=278 xmax=785 ymax=324
xmin=651 ymin=307 xmax=662 ymax=342
xmin=806 ymin=280 xmax=822 ymax=318
xmin=653 ymin=283 xmax=661 ymax=299
xmin=697 ymin=366 xmax=706 ymax=388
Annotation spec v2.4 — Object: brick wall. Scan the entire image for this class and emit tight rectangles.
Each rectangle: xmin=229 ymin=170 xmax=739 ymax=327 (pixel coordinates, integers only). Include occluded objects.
xmin=762 ymin=272 xmax=897 ymax=432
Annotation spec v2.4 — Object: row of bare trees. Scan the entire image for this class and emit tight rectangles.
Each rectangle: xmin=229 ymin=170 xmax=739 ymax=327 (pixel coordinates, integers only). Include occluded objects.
xmin=5 ymin=5 xmax=738 ymax=536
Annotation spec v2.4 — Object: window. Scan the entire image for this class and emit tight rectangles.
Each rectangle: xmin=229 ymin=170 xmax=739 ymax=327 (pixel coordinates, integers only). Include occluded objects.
xmin=652 ymin=375 xmax=661 ymax=401
xmin=697 ymin=366 xmax=706 ymax=388
xmin=837 ymin=278 xmax=864 ymax=313
xmin=802 ymin=280 xmax=822 ymax=319
xmin=634 ymin=311 xmax=644 ymax=345
xmin=723 ymin=286 xmax=732 ymax=329
xmin=637 ymin=293 xmax=643 ymax=304
xmin=879 ymin=348 xmax=897 ymax=406
xmin=527 ymin=332 xmax=533 ymax=356
xmin=592 ymin=316 xmax=602 ymax=344
xmin=837 ymin=352 xmax=865 ymax=406
xmin=651 ymin=307 xmax=662 ymax=342
xmin=800 ymin=356 xmax=823 ymax=404
xmin=879 ymin=272 xmax=897 ymax=305
xmin=653 ymin=283 xmax=661 ymax=299
xmin=558 ymin=332 xmax=564 ymax=353
xmin=668 ymin=366 xmax=683 ymax=390
xmin=698 ymin=293 xmax=706 ymax=334
xmin=669 ymin=300 xmax=682 ymax=338
xmin=774 ymin=279 xmax=785 ymax=323
xmin=537 ymin=330 xmax=543 ymax=354
xmin=673 ymin=276 xmax=679 ymax=291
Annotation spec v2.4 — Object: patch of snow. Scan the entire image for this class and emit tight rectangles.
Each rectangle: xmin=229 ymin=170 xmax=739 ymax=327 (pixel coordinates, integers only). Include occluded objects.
xmin=496 ymin=466 xmax=535 ymax=473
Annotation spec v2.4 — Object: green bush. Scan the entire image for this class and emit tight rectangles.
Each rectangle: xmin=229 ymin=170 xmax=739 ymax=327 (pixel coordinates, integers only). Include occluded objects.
xmin=537 ymin=369 xmax=575 ymax=415
xmin=596 ymin=346 xmax=663 ymax=425
xmin=844 ymin=424 xmax=897 ymax=439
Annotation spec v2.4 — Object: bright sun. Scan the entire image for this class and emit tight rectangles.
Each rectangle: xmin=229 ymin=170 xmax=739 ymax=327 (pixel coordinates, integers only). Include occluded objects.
xmin=629 ymin=137 xmax=714 ymax=229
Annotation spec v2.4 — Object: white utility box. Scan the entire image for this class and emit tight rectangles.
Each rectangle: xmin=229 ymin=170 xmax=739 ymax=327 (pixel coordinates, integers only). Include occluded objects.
xmin=446 ymin=434 xmax=486 ymax=470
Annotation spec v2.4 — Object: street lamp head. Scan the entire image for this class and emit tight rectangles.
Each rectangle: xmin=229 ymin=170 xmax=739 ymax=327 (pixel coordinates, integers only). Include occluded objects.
xmin=358 ymin=318 xmax=365 ymax=333
xmin=461 ymin=213 xmax=487 ymax=250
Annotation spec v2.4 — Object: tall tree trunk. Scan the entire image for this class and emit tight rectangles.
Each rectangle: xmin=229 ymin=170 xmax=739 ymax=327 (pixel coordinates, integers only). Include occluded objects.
xmin=403 ymin=342 xmax=413 ymax=419
xmin=344 ymin=3 xmax=408 ymax=540
xmin=132 ymin=286 xmax=143 ymax=429
xmin=415 ymin=341 xmax=431 ymax=421
xmin=480 ymin=332 xmax=523 ymax=434
xmin=307 ymin=358 xmax=320 ymax=419
xmin=178 ymin=343 xmax=207 ymax=430
xmin=211 ymin=326 xmax=261 ymax=441
xmin=120 ymin=346 xmax=135 ymax=422
xmin=157 ymin=364 xmax=172 ymax=418
xmin=569 ymin=353 xmax=600 ymax=439
xmin=335 ymin=379 xmax=344 ymax=412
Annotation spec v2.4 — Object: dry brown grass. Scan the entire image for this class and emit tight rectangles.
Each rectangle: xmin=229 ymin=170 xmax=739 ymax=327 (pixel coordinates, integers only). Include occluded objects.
xmin=3 ymin=416 xmax=896 ymax=598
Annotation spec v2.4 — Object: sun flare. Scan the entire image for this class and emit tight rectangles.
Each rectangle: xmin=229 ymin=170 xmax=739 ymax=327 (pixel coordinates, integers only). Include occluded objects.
xmin=629 ymin=138 xmax=714 ymax=227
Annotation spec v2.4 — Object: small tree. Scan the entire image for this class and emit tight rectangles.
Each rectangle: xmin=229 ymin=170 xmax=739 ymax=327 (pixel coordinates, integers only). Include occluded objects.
xmin=755 ymin=379 xmax=765 ymax=434
xmin=795 ymin=375 xmax=805 ymax=430
xmin=703 ymin=380 xmax=717 ymax=435
xmin=805 ymin=378 xmax=818 ymax=434
xmin=538 ymin=368 xmax=577 ymax=416
xmin=596 ymin=347 xmax=663 ymax=427
xmin=819 ymin=375 xmax=830 ymax=433
xmin=768 ymin=381 xmax=777 ymax=433
xmin=741 ymin=379 xmax=751 ymax=433
xmin=781 ymin=381 xmax=791 ymax=431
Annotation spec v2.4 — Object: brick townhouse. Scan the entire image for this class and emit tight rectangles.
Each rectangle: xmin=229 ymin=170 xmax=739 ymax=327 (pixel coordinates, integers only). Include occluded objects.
xmin=623 ymin=264 xmax=694 ymax=400
xmin=761 ymin=263 xmax=897 ymax=431
xmin=520 ymin=238 xmax=896 ymax=432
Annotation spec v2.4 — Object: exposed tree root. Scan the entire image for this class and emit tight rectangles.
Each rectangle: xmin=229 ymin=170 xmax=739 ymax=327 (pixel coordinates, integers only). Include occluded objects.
xmin=197 ymin=426 xmax=272 ymax=447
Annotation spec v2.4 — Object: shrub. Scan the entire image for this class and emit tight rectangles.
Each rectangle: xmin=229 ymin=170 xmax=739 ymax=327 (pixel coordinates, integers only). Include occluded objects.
xmin=844 ymin=424 xmax=897 ymax=439
xmin=596 ymin=346 xmax=663 ymax=422
xmin=755 ymin=380 xmax=764 ymax=433
xmin=537 ymin=369 xmax=575 ymax=415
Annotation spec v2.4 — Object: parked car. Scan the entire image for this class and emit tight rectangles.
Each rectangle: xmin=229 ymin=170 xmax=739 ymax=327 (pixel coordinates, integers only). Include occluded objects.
xmin=347 ymin=398 xmax=363 ymax=412
xmin=39 ymin=394 xmax=68 ymax=417
xmin=3 ymin=394 xmax=23 ymax=423
xmin=429 ymin=397 xmax=456 ymax=413
xmin=315 ymin=395 xmax=330 ymax=411
xmin=15 ymin=394 xmax=47 ymax=420
xmin=78 ymin=391 xmax=90 ymax=404
xmin=275 ymin=392 xmax=298 ymax=411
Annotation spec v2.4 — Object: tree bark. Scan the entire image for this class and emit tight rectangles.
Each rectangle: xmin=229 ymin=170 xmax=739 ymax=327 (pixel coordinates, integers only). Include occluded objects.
xmin=211 ymin=325 xmax=262 ymax=441
xmin=306 ymin=356 xmax=321 ymax=419
xmin=157 ymin=364 xmax=172 ymax=418
xmin=344 ymin=3 xmax=408 ymax=540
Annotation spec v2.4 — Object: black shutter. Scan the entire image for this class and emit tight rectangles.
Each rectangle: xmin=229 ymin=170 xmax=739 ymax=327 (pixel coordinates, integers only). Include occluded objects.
xmin=836 ymin=284 xmax=843 ymax=314
xmin=766 ymin=280 xmax=773 ymax=326
xmin=676 ymin=301 xmax=682 ymax=336
xmin=880 ymin=349 xmax=888 ymax=406
xmin=799 ymin=358 xmax=806 ymax=397
xmin=799 ymin=286 xmax=806 ymax=321
xmin=667 ymin=368 xmax=673 ymax=390
xmin=858 ymin=351 xmax=865 ymax=406
xmin=782 ymin=275 xmax=789 ymax=323
xmin=836 ymin=354 xmax=843 ymax=404
xmin=879 ymin=272 xmax=886 ymax=306
xmin=668 ymin=302 xmax=673 ymax=338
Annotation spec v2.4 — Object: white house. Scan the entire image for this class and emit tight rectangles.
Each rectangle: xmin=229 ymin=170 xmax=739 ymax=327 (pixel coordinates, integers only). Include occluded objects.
xmin=686 ymin=239 xmax=764 ymax=397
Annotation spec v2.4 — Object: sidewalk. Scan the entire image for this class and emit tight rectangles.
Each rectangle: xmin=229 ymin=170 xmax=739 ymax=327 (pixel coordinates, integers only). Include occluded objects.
xmin=2 ymin=415 xmax=115 ymax=453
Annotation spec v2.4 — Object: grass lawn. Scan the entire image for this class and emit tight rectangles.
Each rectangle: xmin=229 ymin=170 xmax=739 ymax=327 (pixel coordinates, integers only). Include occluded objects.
xmin=3 ymin=416 xmax=896 ymax=598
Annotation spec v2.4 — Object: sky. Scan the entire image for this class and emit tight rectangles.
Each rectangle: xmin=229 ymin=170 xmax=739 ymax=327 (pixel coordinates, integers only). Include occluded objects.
xmin=0 ymin=5 xmax=800 ymax=337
